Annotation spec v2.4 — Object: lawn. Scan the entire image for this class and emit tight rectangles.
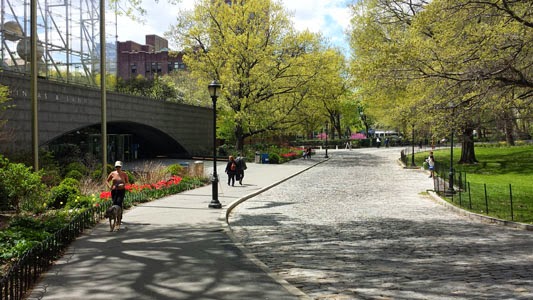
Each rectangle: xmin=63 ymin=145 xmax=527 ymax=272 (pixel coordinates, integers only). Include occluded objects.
xmin=415 ymin=145 xmax=533 ymax=224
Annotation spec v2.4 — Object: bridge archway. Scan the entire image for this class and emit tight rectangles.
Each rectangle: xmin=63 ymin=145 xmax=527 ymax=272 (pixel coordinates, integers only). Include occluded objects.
xmin=45 ymin=121 xmax=189 ymax=163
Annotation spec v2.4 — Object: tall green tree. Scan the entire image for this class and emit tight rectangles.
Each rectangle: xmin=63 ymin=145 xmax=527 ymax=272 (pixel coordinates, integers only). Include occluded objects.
xmin=350 ymin=0 xmax=532 ymax=163
xmin=306 ymin=48 xmax=352 ymax=139
xmin=0 ymin=84 xmax=12 ymax=145
xmin=168 ymin=0 xmax=331 ymax=150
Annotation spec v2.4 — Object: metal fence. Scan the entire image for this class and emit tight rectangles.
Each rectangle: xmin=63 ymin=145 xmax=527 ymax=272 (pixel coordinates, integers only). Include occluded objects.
xmin=0 ymin=191 xmax=139 ymax=300
xmin=409 ymin=154 xmax=533 ymax=224
xmin=433 ymin=162 xmax=533 ymax=223
xmin=0 ymin=205 xmax=106 ymax=300
xmin=0 ymin=183 xmax=195 ymax=300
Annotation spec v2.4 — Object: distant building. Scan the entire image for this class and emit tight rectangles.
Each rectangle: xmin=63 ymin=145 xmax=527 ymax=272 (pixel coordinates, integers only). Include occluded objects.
xmin=116 ymin=34 xmax=186 ymax=80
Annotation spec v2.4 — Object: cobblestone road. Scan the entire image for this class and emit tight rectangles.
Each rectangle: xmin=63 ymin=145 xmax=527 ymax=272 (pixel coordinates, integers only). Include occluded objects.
xmin=228 ymin=148 xmax=533 ymax=300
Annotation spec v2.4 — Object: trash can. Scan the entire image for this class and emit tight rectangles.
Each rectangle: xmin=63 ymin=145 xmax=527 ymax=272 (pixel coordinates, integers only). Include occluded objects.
xmin=255 ymin=151 xmax=261 ymax=163
xmin=261 ymin=153 xmax=269 ymax=164
xmin=193 ymin=161 xmax=204 ymax=177
xmin=179 ymin=162 xmax=190 ymax=175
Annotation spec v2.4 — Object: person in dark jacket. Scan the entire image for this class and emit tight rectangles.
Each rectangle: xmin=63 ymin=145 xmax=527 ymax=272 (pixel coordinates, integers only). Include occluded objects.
xmin=225 ymin=156 xmax=238 ymax=186
xmin=235 ymin=153 xmax=247 ymax=185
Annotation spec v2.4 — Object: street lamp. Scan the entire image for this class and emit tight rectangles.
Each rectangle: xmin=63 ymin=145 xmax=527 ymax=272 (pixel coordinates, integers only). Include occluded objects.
xmin=446 ymin=105 xmax=456 ymax=196
xmin=208 ymin=80 xmax=222 ymax=209
xmin=411 ymin=124 xmax=416 ymax=167
xmin=324 ymin=121 xmax=329 ymax=158
xmin=359 ymin=109 xmax=368 ymax=138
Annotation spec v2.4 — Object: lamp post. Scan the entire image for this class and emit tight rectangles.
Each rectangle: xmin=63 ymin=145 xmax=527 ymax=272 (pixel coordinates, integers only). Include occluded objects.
xmin=324 ymin=121 xmax=329 ymax=158
xmin=359 ymin=110 xmax=368 ymax=138
xmin=446 ymin=105 xmax=456 ymax=196
xmin=208 ymin=80 xmax=222 ymax=209
xmin=411 ymin=124 xmax=416 ymax=167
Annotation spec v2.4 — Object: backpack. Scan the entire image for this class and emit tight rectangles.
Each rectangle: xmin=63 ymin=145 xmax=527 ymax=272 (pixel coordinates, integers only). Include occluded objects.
xmin=230 ymin=162 xmax=237 ymax=171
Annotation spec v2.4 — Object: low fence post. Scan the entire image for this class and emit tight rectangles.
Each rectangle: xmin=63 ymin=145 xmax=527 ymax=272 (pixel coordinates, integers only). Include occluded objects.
xmin=468 ymin=182 xmax=472 ymax=209
xmin=484 ymin=183 xmax=489 ymax=214
xmin=509 ymin=184 xmax=514 ymax=221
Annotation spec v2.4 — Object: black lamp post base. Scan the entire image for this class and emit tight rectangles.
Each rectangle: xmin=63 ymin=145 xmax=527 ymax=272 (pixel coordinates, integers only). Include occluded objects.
xmin=208 ymin=200 xmax=222 ymax=209
xmin=209 ymin=176 xmax=221 ymax=209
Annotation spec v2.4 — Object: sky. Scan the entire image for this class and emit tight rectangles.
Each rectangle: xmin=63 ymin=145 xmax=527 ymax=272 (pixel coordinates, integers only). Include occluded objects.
xmin=115 ymin=0 xmax=353 ymax=56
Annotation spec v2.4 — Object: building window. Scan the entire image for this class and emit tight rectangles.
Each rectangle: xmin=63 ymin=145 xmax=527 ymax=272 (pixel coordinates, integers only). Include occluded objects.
xmin=130 ymin=64 xmax=137 ymax=74
xmin=172 ymin=62 xmax=185 ymax=70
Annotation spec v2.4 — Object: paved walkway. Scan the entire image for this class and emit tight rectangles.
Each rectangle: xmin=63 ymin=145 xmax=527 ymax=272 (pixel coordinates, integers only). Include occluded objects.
xmin=228 ymin=148 xmax=533 ymax=300
xmin=26 ymin=148 xmax=533 ymax=300
xmin=27 ymin=158 xmax=319 ymax=300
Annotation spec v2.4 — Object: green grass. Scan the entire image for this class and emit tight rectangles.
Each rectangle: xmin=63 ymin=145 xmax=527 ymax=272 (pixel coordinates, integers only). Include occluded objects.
xmin=415 ymin=145 xmax=533 ymax=224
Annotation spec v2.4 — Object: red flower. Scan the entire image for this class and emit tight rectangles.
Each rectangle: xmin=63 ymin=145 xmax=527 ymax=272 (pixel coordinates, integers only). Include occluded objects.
xmin=99 ymin=191 xmax=111 ymax=199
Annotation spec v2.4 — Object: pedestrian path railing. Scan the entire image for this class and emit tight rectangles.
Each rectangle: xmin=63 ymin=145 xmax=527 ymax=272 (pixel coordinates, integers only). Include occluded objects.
xmin=0 ymin=206 xmax=103 ymax=300
xmin=0 ymin=175 xmax=208 ymax=300
xmin=432 ymin=162 xmax=533 ymax=224
xmin=0 ymin=191 xmax=146 ymax=300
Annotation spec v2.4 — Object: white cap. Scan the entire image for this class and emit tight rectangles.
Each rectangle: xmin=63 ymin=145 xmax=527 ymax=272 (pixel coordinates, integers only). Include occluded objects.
xmin=114 ymin=161 xmax=123 ymax=167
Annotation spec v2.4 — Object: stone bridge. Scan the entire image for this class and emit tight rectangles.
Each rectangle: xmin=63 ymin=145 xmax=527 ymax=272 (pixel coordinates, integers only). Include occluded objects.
xmin=0 ymin=71 xmax=213 ymax=161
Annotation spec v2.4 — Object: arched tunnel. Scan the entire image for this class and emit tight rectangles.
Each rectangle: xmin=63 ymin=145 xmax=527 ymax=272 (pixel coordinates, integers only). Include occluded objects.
xmin=45 ymin=121 xmax=190 ymax=162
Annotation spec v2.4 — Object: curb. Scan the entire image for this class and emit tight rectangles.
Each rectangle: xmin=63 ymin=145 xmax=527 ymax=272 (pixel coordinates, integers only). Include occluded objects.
xmin=219 ymin=159 xmax=327 ymax=300
xmin=399 ymin=155 xmax=533 ymax=231
xmin=427 ymin=190 xmax=533 ymax=231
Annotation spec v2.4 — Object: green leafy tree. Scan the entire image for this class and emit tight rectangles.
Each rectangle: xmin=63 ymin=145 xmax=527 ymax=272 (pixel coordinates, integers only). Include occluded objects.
xmin=116 ymin=75 xmax=179 ymax=100
xmin=349 ymin=0 xmax=532 ymax=163
xmin=0 ymin=83 xmax=12 ymax=144
xmin=165 ymin=70 xmax=211 ymax=107
xmin=168 ymin=0 xmax=334 ymax=150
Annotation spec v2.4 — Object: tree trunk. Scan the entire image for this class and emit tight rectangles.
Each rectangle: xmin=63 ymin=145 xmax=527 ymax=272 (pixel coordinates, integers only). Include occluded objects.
xmin=459 ymin=126 xmax=478 ymax=164
xmin=235 ymin=125 xmax=245 ymax=151
xmin=504 ymin=114 xmax=515 ymax=145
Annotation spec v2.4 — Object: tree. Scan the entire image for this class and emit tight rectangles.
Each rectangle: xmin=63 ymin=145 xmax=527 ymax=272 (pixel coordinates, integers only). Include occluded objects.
xmin=349 ymin=0 xmax=533 ymax=163
xmin=307 ymin=49 xmax=352 ymax=139
xmin=409 ymin=0 xmax=532 ymax=162
xmin=168 ymin=0 xmax=334 ymax=150
xmin=0 ymin=84 xmax=12 ymax=144
xmin=116 ymin=75 xmax=179 ymax=100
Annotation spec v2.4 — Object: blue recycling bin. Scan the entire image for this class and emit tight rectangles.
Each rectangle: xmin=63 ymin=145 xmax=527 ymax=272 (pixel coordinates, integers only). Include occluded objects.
xmin=261 ymin=153 xmax=269 ymax=164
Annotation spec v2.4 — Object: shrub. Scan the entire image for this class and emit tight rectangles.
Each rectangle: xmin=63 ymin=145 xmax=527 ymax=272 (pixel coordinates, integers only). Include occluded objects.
xmin=166 ymin=164 xmax=184 ymax=176
xmin=0 ymin=212 xmax=71 ymax=261
xmin=65 ymin=194 xmax=98 ymax=210
xmin=64 ymin=162 xmax=88 ymax=176
xmin=91 ymin=169 xmax=103 ymax=181
xmin=60 ymin=178 xmax=80 ymax=188
xmin=48 ymin=178 xmax=80 ymax=209
xmin=65 ymin=170 xmax=83 ymax=181
xmin=40 ymin=168 xmax=62 ymax=187
xmin=90 ymin=164 xmax=114 ymax=181
xmin=269 ymin=153 xmax=280 ymax=164
xmin=0 ymin=155 xmax=48 ymax=212
xmin=125 ymin=170 xmax=136 ymax=184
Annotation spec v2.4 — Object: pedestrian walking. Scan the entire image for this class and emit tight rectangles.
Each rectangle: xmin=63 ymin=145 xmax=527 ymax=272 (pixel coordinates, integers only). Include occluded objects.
xmin=235 ymin=153 xmax=247 ymax=185
xmin=225 ymin=155 xmax=238 ymax=186
xmin=304 ymin=147 xmax=312 ymax=159
xmin=105 ymin=161 xmax=129 ymax=221
xmin=426 ymin=151 xmax=435 ymax=178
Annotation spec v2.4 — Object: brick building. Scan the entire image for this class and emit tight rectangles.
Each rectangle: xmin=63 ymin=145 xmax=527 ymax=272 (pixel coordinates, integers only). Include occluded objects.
xmin=116 ymin=34 xmax=185 ymax=80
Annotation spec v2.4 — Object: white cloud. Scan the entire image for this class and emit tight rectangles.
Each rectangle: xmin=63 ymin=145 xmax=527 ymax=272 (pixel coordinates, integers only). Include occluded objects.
xmin=115 ymin=0 xmax=352 ymax=53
